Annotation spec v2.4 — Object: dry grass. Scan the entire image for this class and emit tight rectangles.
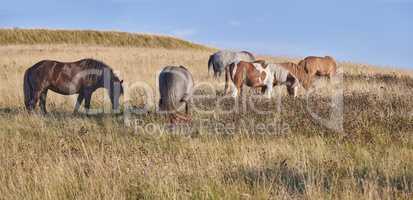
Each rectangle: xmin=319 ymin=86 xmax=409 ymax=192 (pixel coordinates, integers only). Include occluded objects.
xmin=0 ymin=42 xmax=412 ymax=199
xmin=0 ymin=29 xmax=212 ymax=50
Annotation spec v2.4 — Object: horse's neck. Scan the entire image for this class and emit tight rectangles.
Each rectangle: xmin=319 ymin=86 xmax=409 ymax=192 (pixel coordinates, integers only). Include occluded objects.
xmin=281 ymin=64 xmax=297 ymax=76
xmin=99 ymin=74 xmax=115 ymax=87
xmin=252 ymin=63 xmax=266 ymax=73
xmin=266 ymin=64 xmax=279 ymax=73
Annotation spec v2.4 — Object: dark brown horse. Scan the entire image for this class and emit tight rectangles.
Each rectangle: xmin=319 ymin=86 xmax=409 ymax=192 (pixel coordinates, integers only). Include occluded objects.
xmin=23 ymin=58 xmax=124 ymax=114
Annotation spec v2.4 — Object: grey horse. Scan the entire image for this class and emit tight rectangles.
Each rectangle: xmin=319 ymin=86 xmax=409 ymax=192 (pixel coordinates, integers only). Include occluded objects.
xmin=208 ymin=50 xmax=256 ymax=78
xmin=158 ymin=66 xmax=194 ymax=123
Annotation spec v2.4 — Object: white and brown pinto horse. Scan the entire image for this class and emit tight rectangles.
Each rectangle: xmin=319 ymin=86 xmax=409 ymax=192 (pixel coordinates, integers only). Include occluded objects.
xmin=224 ymin=60 xmax=300 ymax=98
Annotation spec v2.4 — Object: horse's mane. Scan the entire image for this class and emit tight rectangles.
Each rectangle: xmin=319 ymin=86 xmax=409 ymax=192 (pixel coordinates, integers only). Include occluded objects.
xmin=240 ymin=51 xmax=255 ymax=60
xmin=80 ymin=58 xmax=111 ymax=69
xmin=324 ymin=56 xmax=335 ymax=62
xmin=80 ymin=58 xmax=121 ymax=81
xmin=253 ymin=60 xmax=268 ymax=68
xmin=179 ymin=65 xmax=189 ymax=71
xmin=277 ymin=62 xmax=313 ymax=89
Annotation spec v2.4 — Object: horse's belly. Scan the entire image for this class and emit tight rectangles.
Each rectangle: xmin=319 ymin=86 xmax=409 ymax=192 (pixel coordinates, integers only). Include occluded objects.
xmin=316 ymin=71 xmax=329 ymax=76
xmin=246 ymin=78 xmax=264 ymax=88
xmin=48 ymin=85 xmax=79 ymax=95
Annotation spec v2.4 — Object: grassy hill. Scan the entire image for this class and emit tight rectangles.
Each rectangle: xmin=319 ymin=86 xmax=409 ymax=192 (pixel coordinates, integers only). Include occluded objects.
xmin=0 ymin=28 xmax=212 ymax=50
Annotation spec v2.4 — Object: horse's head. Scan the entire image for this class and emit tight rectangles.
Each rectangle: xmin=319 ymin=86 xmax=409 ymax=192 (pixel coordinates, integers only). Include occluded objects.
xmin=286 ymin=74 xmax=299 ymax=98
xmin=111 ymin=75 xmax=124 ymax=95
xmin=110 ymin=75 xmax=124 ymax=112
xmin=117 ymin=79 xmax=124 ymax=96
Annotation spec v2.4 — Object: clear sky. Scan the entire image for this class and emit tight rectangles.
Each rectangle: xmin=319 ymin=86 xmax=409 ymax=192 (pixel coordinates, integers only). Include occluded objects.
xmin=1 ymin=0 xmax=412 ymax=68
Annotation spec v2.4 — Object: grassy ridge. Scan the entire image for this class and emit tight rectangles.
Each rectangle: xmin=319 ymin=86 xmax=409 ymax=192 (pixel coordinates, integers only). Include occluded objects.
xmin=0 ymin=29 xmax=212 ymax=50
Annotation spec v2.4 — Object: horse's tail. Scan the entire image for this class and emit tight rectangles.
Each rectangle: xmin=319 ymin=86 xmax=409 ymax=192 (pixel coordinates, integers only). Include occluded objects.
xmin=208 ymin=55 xmax=214 ymax=76
xmin=231 ymin=60 xmax=242 ymax=81
xmin=241 ymin=51 xmax=255 ymax=61
xmin=23 ymin=68 xmax=34 ymax=110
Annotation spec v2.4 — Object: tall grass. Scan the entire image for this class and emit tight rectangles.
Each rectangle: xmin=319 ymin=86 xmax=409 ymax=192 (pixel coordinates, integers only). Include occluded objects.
xmin=0 ymin=29 xmax=212 ymax=50
xmin=0 ymin=40 xmax=412 ymax=199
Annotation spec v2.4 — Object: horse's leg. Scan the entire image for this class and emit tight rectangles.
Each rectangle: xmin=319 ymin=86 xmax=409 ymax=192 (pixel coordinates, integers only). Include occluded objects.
xmin=83 ymin=92 xmax=92 ymax=114
xmin=25 ymin=89 xmax=35 ymax=112
xmin=231 ymin=84 xmax=239 ymax=98
xmin=231 ymin=73 xmax=241 ymax=98
xmin=39 ymin=89 xmax=48 ymax=114
xmin=224 ymin=68 xmax=230 ymax=95
xmin=169 ymin=114 xmax=177 ymax=124
xmin=261 ymin=86 xmax=267 ymax=95
xmin=287 ymin=85 xmax=293 ymax=97
xmin=293 ymin=86 xmax=298 ymax=98
xmin=108 ymin=86 xmax=121 ymax=113
xmin=26 ymin=92 xmax=36 ymax=112
xmin=239 ymin=84 xmax=244 ymax=98
xmin=29 ymin=89 xmax=42 ymax=112
xmin=329 ymin=69 xmax=336 ymax=80
xmin=74 ymin=94 xmax=84 ymax=114
xmin=185 ymin=101 xmax=190 ymax=115
xmin=265 ymin=84 xmax=273 ymax=99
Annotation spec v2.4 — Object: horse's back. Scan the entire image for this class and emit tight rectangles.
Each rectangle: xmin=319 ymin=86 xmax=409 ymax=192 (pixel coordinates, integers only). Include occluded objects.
xmin=302 ymin=56 xmax=336 ymax=65
xmin=299 ymin=56 xmax=336 ymax=75
xmin=211 ymin=50 xmax=255 ymax=72
xmin=24 ymin=60 xmax=60 ymax=84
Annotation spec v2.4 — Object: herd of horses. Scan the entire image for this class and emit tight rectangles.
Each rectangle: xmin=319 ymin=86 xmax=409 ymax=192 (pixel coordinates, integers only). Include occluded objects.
xmin=23 ymin=50 xmax=337 ymax=123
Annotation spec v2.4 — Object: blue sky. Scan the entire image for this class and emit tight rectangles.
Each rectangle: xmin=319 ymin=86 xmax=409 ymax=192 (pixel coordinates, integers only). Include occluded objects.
xmin=1 ymin=0 xmax=412 ymax=68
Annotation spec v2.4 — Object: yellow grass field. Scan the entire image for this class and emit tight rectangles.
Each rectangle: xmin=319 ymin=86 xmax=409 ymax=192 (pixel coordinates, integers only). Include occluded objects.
xmin=0 ymin=29 xmax=412 ymax=199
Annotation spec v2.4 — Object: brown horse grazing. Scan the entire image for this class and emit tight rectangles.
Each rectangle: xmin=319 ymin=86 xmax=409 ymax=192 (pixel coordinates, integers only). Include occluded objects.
xmin=23 ymin=58 xmax=124 ymax=114
xmin=224 ymin=61 xmax=300 ymax=98
xmin=298 ymin=56 xmax=337 ymax=79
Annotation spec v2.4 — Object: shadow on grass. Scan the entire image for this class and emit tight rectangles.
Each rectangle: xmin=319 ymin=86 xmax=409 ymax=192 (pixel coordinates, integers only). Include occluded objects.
xmin=354 ymin=167 xmax=413 ymax=194
xmin=223 ymin=162 xmax=307 ymax=195
xmin=0 ymin=107 xmax=131 ymax=129
xmin=224 ymin=163 xmax=413 ymax=197
xmin=0 ymin=107 xmax=22 ymax=115
xmin=344 ymin=73 xmax=413 ymax=87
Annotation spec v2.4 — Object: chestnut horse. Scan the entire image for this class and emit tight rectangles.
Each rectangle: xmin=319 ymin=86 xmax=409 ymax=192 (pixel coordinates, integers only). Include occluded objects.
xmin=298 ymin=56 xmax=337 ymax=79
xmin=224 ymin=60 xmax=299 ymax=98
xmin=23 ymin=58 xmax=124 ymax=114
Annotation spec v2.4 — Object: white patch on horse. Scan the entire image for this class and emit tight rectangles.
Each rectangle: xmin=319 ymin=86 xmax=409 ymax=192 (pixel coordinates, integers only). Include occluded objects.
xmin=253 ymin=63 xmax=270 ymax=84
xmin=231 ymin=86 xmax=238 ymax=98
xmin=231 ymin=62 xmax=238 ymax=80
xmin=268 ymin=64 xmax=289 ymax=84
